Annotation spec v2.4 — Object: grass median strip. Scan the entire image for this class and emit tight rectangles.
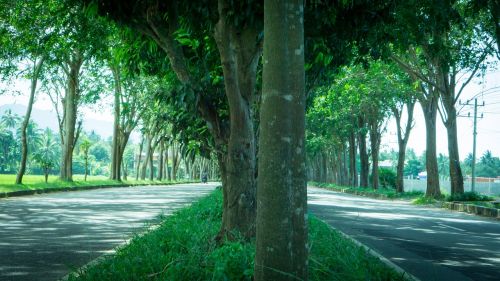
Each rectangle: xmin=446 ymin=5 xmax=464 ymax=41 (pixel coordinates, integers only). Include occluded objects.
xmin=67 ymin=189 xmax=407 ymax=281
xmin=310 ymin=181 xmax=424 ymax=199
xmin=0 ymin=174 xmax=197 ymax=194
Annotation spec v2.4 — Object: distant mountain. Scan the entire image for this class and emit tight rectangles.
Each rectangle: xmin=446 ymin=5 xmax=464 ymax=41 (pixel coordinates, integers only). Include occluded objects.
xmin=0 ymin=104 xmax=113 ymax=139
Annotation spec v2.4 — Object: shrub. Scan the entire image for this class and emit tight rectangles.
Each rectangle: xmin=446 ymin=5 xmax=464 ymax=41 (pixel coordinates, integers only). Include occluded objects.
xmin=378 ymin=168 xmax=396 ymax=189
xmin=446 ymin=191 xmax=493 ymax=202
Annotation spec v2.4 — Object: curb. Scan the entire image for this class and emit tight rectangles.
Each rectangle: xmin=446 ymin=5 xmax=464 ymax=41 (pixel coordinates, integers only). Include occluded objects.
xmin=323 ymin=223 xmax=421 ymax=281
xmin=59 ymin=223 xmax=162 ymax=281
xmin=442 ymin=202 xmax=499 ymax=220
xmin=0 ymin=181 xmax=200 ymax=200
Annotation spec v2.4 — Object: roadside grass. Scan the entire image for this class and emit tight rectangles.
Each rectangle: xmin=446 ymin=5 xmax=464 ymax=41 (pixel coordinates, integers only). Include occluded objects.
xmin=0 ymin=173 xmax=196 ymax=193
xmin=311 ymin=181 xmax=500 ymax=210
xmin=68 ymin=189 xmax=408 ymax=281
xmin=310 ymin=181 xmax=423 ymax=199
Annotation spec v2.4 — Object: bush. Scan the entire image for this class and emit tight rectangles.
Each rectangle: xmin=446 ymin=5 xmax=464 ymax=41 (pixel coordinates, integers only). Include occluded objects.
xmin=446 ymin=191 xmax=493 ymax=202
xmin=378 ymin=168 xmax=396 ymax=189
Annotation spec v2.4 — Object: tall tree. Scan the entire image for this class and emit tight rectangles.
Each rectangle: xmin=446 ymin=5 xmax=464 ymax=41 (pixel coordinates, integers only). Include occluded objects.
xmin=255 ymin=0 xmax=307 ymax=279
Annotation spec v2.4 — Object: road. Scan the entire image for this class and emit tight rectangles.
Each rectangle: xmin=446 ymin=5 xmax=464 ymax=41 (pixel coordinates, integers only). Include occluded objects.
xmin=0 ymin=183 xmax=216 ymax=281
xmin=308 ymin=187 xmax=500 ymax=281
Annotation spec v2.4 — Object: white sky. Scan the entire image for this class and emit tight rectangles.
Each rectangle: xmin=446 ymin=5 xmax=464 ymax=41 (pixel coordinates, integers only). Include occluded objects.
xmin=1 ymin=65 xmax=499 ymax=159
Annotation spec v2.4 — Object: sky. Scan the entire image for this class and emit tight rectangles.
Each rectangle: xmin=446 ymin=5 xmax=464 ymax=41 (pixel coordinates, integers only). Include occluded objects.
xmin=1 ymin=62 xmax=499 ymax=160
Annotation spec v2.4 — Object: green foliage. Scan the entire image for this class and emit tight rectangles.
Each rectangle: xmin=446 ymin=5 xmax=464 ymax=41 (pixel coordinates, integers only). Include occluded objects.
xmin=412 ymin=196 xmax=438 ymax=205
xmin=378 ymin=168 xmax=396 ymax=189
xmin=446 ymin=191 xmax=493 ymax=202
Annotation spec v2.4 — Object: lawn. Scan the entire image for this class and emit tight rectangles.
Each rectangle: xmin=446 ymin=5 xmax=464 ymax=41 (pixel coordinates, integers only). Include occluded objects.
xmin=0 ymin=174 xmax=195 ymax=193
xmin=67 ymin=189 xmax=408 ymax=281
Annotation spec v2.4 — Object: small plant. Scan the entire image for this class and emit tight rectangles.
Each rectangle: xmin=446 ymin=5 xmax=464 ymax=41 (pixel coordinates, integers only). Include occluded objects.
xmin=446 ymin=191 xmax=493 ymax=202
xmin=412 ymin=196 xmax=438 ymax=205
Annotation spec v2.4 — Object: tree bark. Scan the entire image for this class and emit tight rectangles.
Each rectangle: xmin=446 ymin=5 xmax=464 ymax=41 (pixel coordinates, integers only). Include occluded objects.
xmin=255 ymin=0 xmax=307 ymax=279
xmin=157 ymin=140 xmax=164 ymax=180
xmin=136 ymin=136 xmax=144 ymax=180
xmin=394 ymin=100 xmax=415 ymax=193
xmin=214 ymin=0 xmax=262 ymax=238
xmin=141 ymin=136 xmax=151 ymax=180
xmin=369 ymin=123 xmax=382 ymax=189
xmin=110 ymin=64 xmax=122 ymax=181
xmin=421 ymin=98 xmax=441 ymax=197
xmin=348 ymin=130 xmax=357 ymax=187
xmin=358 ymin=117 xmax=369 ymax=187
xmin=16 ymin=57 xmax=45 ymax=184
xmin=60 ymin=54 xmax=83 ymax=181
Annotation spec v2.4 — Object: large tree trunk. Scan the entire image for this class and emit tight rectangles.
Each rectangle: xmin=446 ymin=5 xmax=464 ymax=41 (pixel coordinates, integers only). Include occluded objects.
xmin=255 ymin=0 xmax=307 ymax=279
xmin=358 ymin=118 xmax=369 ymax=187
xmin=421 ymin=99 xmax=441 ymax=197
xmin=394 ymin=100 xmax=415 ymax=193
xmin=110 ymin=65 xmax=122 ymax=181
xmin=61 ymin=55 xmax=83 ymax=181
xmin=214 ymin=0 xmax=262 ymax=238
xmin=16 ymin=57 xmax=44 ymax=184
xmin=171 ymin=143 xmax=179 ymax=181
xmin=445 ymin=113 xmax=464 ymax=194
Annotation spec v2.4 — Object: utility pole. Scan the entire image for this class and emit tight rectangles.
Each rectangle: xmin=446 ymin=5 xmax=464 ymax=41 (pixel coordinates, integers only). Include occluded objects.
xmin=459 ymin=98 xmax=484 ymax=192
xmin=471 ymin=98 xmax=478 ymax=192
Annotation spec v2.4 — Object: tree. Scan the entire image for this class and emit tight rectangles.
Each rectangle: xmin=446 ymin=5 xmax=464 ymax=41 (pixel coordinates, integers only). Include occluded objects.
xmin=33 ymin=129 xmax=59 ymax=183
xmin=0 ymin=0 xmax=59 ymax=184
xmin=79 ymin=138 xmax=92 ymax=181
xmin=255 ymin=0 xmax=307 ymax=280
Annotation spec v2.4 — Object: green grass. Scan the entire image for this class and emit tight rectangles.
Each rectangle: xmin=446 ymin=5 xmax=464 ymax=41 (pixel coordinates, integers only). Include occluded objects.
xmin=68 ymin=190 xmax=407 ymax=281
xmin=310 ymin=181 xmax=424 ymax=200
xmin=0 ymin=174 xmax=196 ymax=193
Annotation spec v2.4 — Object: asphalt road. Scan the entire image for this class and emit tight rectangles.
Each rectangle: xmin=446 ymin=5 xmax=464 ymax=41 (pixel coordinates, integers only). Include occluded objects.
xmin=308 ymin=187 xmax=500 ymax=281
xmin=0 ymin=183 xmax=216 ymax=281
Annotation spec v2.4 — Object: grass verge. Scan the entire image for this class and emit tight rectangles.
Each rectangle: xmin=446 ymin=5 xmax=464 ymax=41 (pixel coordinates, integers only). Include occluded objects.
xmin=0 ymin=174 xmax=196 ymax=193
xmin=67 ymin=189 xmax=408 ymax=281
xmin=310 ymin=181 xmax=423 ymax=200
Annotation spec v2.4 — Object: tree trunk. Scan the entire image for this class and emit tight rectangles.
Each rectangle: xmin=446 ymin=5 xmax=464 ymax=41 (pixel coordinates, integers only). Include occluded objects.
xmin=171 ymin=143 xmax=178 ymax=181
xmin=16 ymin=57 xmax=44 ymax=184
xmin=255 ymin=0 xmax=307 ymax=279
xmin=84 ymin=155 xmax=88 ymax=181
xmin=421 ymin=99 xmax=441 ymax=197
xmin=394 ymin=100 xmax=415 ymax=193
xmin=369 ymin=125 xmax=381 ymax=189
xmin=141 ymin=136 xmax=151 ymax=180
xmin=214 ymin=0 xmax=261 ymax=238
xmin=44 ymin=168 xmax=49 ymax=183
xmin=136 ymin=136 xmax=144 ymax=180
xmin=166 ymin=143 xmax=171 ymax=181
xmin=445 ymin=113 xmax=464 ymax=195
xmin=157 ymin=141 xmax=164 ymax=180
xmin=348 ymin=131 xmax=357 ymax=187
xmin=149 ymin=143 xmax=155 ymax=180
xmin=61 ymin=55 xmax=83 ymax=182
xmin=358 ymin=118 xmax=369 ymax=187
xmin=110 ymin=65 xmax=122 ymax=181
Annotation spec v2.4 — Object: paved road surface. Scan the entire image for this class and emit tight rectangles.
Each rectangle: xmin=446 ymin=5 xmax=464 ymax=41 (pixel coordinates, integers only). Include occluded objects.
xmin=308 ymin=187 xmax=500 ymax=281
xmin=0 ymin=183 xmax=216 ymax=281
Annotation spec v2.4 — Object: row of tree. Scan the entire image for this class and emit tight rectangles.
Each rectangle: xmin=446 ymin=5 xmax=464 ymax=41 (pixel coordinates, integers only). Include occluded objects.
xmin=1 ymin=0 xmax=499 ymax=279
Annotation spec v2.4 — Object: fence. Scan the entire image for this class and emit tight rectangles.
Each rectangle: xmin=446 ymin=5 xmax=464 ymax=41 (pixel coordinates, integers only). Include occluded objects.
xmin=404 ymin=179 xmax=500 ymax=196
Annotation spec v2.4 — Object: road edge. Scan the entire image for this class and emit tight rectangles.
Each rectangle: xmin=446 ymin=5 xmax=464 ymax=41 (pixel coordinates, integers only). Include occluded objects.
xmin=321 ymin=222 xmax=421 ymax=281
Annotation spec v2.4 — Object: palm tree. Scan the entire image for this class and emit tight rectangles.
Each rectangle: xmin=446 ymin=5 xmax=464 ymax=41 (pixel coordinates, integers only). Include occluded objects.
xmin=33 ymin=129 xmax=58 ymax=183
xmin=1 ymin=109 xmax=21 ymax=129
xmin=79 ymin=138 xmax=92 ymax=181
